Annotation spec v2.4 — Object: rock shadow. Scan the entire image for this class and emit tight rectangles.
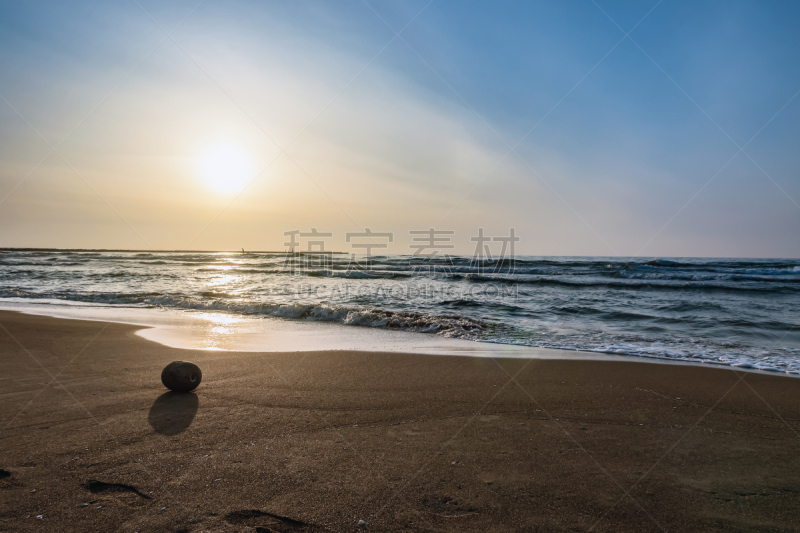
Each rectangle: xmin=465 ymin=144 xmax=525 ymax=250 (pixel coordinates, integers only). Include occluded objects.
xmin=148 ymin=392 xmax=199 ymax=435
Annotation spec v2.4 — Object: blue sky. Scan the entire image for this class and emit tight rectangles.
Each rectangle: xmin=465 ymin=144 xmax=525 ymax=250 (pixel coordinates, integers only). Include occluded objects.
xmin=0 ymin=0 xmax=798 ymax=256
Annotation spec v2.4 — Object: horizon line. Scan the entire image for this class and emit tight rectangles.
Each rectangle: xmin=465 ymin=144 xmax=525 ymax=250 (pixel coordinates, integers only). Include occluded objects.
xmin=1 ymin=247 xmax=798 ymax=260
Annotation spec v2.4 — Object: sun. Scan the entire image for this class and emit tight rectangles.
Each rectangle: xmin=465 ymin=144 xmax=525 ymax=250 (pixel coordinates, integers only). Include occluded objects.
xmin=198 ymin=144 xmax=254 ymax=194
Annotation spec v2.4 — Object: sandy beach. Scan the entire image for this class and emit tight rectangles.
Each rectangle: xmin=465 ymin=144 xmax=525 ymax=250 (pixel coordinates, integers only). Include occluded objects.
xmin=4 ymin=0 xmax=800 ymax=529
xmin=1 ymin=310 xmax=799 ymax=532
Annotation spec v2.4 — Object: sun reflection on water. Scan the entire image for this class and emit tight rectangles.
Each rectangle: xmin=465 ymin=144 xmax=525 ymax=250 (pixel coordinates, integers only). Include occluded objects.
xmin=207 ymin=274 xmax=239 ymax=287
xmin=198 ymin=312 xmax=241 ymax=325
xmin=197 ymin=312 xmax=243 ymax=349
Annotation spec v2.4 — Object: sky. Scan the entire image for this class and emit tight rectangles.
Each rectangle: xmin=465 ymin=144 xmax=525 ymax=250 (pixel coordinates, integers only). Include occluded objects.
xmin=0 ymin=0 xmax=799 ymax=257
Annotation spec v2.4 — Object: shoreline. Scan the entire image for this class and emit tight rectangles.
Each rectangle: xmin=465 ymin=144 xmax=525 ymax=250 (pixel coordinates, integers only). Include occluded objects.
xmin=0 ymin=298 xmax=796 ymax=378
xmin=1 ymin=311 xmax=800 ymax=531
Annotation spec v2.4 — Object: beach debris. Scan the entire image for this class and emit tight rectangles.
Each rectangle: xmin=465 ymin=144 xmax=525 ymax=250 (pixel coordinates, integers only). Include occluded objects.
xmin=161 ymin=361 xmax=202 ymax=393
xmin=358 ymin=519 xmax=366 ymax=527
xmin=36 ymin=515 xmax=43 ymax=519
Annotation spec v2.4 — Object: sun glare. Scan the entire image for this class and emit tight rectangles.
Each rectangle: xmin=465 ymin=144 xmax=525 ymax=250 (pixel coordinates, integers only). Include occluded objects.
xmin=198 ymin=144 xmax=253 ymax=194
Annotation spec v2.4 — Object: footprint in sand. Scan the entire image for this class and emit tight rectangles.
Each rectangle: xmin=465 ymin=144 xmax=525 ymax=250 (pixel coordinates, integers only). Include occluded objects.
xmin=224 ymin=509 xmax=328 ymax=532
xmin=82 ymin=480 xmax=152 ymax=507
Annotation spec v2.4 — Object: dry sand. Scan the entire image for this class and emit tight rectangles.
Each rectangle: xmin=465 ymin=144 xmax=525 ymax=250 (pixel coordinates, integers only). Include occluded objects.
xmin=1 ymin=311 xmax=799 ymax=532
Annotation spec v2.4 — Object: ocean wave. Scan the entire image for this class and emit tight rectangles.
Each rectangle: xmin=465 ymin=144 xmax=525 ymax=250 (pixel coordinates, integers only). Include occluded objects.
xmin=615 ymin=271 xmax=800 ymax=283
xmin=2 ymin=251 xmax=800 ymax=374
xmin=0 ymin=288 xmax=492 ymax=339
xmin=329 ymin=270 xmax=413 ymax=279
xmin=458 ymin=273 xmax=798 ymax=293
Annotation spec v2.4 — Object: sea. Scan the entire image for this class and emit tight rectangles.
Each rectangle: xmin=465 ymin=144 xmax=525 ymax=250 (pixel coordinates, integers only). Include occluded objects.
xmin=1 ymin=250 xmax=799 ymax=374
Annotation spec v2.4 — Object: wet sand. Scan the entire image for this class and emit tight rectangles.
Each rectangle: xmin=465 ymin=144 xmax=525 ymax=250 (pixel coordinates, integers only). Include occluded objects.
xmin=1 ymin=311 xmax=799 ymax=532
